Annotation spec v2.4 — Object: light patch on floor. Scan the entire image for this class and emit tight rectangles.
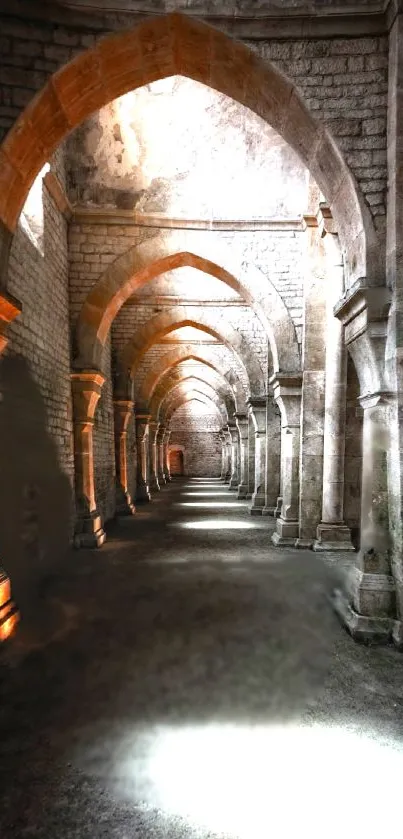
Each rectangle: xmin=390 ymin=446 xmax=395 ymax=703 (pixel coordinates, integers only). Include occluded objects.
xmin=110 ymin=721 xmax=403 ymax=839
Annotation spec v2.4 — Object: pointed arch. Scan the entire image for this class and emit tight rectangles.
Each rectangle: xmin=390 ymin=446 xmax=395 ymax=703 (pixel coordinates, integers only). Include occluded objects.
xmin=118 ymin=307 xmax=265 ymax=396
xmin=75 ymin=239 xmax=299 ymax=374
xmin=137 ymin=345 xmax=247 ymax=411
xmin=0 ymin=12 xmax=378 ymax=292
xmin=151 ymin=374 xmax=234 ymax=422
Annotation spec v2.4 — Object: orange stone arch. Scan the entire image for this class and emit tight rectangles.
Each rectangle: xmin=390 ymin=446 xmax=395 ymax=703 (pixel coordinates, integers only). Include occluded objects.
xmin=0 ymin=11 xmax=379 ymax=289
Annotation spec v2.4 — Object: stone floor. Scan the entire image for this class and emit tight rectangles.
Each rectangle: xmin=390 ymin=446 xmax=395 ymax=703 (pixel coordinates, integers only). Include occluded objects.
xmin=1 ymin=478 xmax=403 ymax=838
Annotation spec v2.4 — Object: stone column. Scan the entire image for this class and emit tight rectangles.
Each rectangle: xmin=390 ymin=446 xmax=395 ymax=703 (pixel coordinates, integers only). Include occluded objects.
xmin=246 ymin=414 xmax=256 ymax=498
xmin=262 ymin=395 xmax=281 ymax=516
xmin=135 ymin=413 xmax=151 ymax=502
xmin=228 ymin=424 xmax=239 ymax=490
xmin=314 ymin=206 xmax=353 ymax=551
xmin=271 ymin=374 xmax=302 ymax=545
xmin=162 ymin=428 xmax=172 ymax=482
xmin=223 ymin=427 xmax=232 ymax=484
xmin=157 ymin=424 xmax=166 ymax=485
xmin=333 ymin=392 xmax=396 ymax=641
xmin=296 ymin=212 xmax=326 ymax=545
xmin=219 ymin=430 xmax=227 ymax=480
xmin=114 ymin=399 xmax=136 ymax=516
xmin=0 ymin=291 xmax=22 ymax=640
xmin=248 ymin=397 xmax=266 ymax=515
xmin=235 ymin=414 xmax=248 ymax=498
xmin=148 ymin=420 xmax=160 ymax=493
xmin=71 ymin=370 xmax=106 ymax=547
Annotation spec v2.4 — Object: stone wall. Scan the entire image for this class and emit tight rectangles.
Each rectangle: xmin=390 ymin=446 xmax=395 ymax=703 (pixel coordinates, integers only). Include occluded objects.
xmin=170 ymin=404 xmax=222 ymax=476
xmin=0 ymin=153 xmax=73 ymax=608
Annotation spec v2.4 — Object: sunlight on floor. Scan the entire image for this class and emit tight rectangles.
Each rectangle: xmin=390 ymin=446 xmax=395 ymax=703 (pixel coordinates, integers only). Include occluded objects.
xmin=169 ymin=519 xmax=261 ymax=530
xmin=183 ymin=491 xmax=231 ymax=496
xmin=176 ymin=501 xmax=246 ymax=508
xmin=112 ymin=721 xmax=403 ymax=839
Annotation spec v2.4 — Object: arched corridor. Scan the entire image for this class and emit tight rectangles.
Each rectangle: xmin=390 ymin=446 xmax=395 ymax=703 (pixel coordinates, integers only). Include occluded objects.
xmin=1 ymin=1 xmax=403 ymax=833
xmin=1 ymin=479 xmax=403 ymax=838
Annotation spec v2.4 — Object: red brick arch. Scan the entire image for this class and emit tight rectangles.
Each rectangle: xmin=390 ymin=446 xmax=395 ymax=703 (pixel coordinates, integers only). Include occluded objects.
xmin=75 ymin=240 xmax=298 ymax=374
xmin=118 ymin=306 xmax=265 ymax=396
xmin=0 ymin=11 xmax=378 ymax=291
xmin=138 ymin=347 xmax=246 ymax=411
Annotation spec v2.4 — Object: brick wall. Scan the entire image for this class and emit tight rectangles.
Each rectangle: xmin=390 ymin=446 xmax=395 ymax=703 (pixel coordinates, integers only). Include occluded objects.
xmin=170 ymin=403 xmax=222 ymax=476
xmin=0 ymin=153 xmax=73 ymax=606
xmin=0 ymin=8 xmax=389 ymax=241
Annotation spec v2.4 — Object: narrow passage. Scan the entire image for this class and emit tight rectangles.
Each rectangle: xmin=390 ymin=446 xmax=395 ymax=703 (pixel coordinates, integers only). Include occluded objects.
xmin=1 ymin=479 xmax=402 ymax=839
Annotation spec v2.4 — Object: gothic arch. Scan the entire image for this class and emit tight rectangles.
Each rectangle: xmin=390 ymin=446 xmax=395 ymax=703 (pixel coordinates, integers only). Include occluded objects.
xmin=118 ymin=306 xmax=265 ymax=396
xmin=137 ymin=346 xmax=246 ymax=411
xmin=0 ymin=12 xmax=378 ymax=301
xmin=75 ymin=239 xmax=298 ymax=374
xmin=151 ymin=375 xmax=234 ymax=422
xmin=164 ymin=392 xmax=225 ymax=425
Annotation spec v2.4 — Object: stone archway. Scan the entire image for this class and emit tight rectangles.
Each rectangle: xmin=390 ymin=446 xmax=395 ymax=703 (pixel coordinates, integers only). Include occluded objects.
xmin=118 ymin=308 xmax=264 ymax=396
xmin=0 ymin=11 xmax=379 ymax=352
xmin=137 ymin=346 xmax=246 ymax=412
xmin=74 ymin=240 xmax=299 ymax=375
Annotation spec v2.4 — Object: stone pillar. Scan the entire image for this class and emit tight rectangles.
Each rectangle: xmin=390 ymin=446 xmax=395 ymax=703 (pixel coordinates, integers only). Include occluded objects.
xmin=219 ymin=430 xmax=227 ymax=480
xmin=248 ymin=397 xmax=266 ymax=515
xmin=162 ymin=428 xmax=172 ymax=482
xmin=0 ymin=291 xmax=21 ymax=640
xmin=314 ymin=207 xmax=353 ymax=551
xmin=333 ymin=392 xmax=396 ymax=641
xmin=228 ymin=424 xmax=239 ymax=490
xmin=296 ymin=212 xmax=326 ymax=546
xmin=71 ymin=371 xmax=106 ymax=547
xmin=148 ymin=420 xmax=160 ymax=493
xmin=136 ymin=413 xmax=151 ymax=502
xmin=235 ymin=414 xmax=248 ymax=498
xmin=271 ymin=374 xmax=302 ymax=545
xmin=246 ymin=414 xmax=255 ymax=498
xmin=157 ymin=424 xmax=166 ymax=485
xmin=114 ymin=399 xmax=136 ymax=516
xmin=262 ymin=396 xmax=281 ymax=516
xmin=223 ymin=427 xmax=232 ymax=484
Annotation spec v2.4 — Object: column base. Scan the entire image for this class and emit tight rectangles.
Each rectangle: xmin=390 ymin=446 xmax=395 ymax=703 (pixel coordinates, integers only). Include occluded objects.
xmin=224 ymin=472 xmax=231 ymax=484
xmin=272 ymin=517 xmax=299 ymax=546
xmin=74 ymin=512 xmax=106 ymax=548
xmin=250 ymin=491 xmax=265 ymax=515
xmin=332 ymin=587 xmax=393 ymax=645
xmin=158 ymin=471 xmax=166 ymax=485
xmin=136 ymin=482 xmax=151 ymax=503
xmin=392 ymin=620 xmax=403 ymax=649
xmin=163 ymin=471 xmax=171 ymax=483
xmin=237 ymin=484 xmax=248 ymax=499
xmin=229 ymin=477 xmax=239 ymax=490
xmin=262 ymin=506 xmax=275 ymax=516
xmin=149 ymin=477 xmax=161 ymax=492
xmin=0 ymin=571 xmax=19 ymax=642
xmin=313 ymin=522 xmax=355 ymax=552
xmin=115 ymin=486 xmax=136 ymax=516
xmin=295 ymin=538 xmax=313 ymax=549
xmin=274 ymin=496 xmax=283 ymax=518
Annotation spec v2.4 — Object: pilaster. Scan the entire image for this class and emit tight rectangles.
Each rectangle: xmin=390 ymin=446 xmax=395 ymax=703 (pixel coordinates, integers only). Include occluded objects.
xmin=71 ymin=370 xmax=106 ymax=548
xmin=247 ymin=397 xmax=266 ymax=515
xmin=135 ymin=413 xmax=151 ymax=502
xmin=113 ymin=399 xmax=136 ymax=516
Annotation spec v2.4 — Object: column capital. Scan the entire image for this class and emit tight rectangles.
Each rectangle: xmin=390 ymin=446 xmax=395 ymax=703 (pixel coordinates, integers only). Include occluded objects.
xmin=334 ymin=281 xmax=391 ymax=335
xmin=316 ymin=202 xmax=337 ymax=237
xmin=358 ymin=390 xmax=395 ymax=410
xmin=113 ymin=399 xmax=134 ymax=435
xmin=269 ymin=373 xmax=302 ymax=428
xmin=71 ymin=370 xmax=105 ymax=424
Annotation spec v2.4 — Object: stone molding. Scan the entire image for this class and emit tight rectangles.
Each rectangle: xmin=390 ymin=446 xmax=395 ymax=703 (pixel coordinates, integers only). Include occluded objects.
xmin=43 ymin=171 xmax=72 ymax=220
xmin=334 ymin=281 xmax=391 ymax=346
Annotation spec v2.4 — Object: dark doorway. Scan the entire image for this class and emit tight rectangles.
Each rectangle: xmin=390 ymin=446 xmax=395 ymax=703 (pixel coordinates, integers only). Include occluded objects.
xmin=169 ymin=449 xmax=185 ymax=476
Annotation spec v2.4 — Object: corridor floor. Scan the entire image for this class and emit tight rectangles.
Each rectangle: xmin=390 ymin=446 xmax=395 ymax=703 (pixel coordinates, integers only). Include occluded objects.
xmin=1 ymin=478 xmax=403 ymax=839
